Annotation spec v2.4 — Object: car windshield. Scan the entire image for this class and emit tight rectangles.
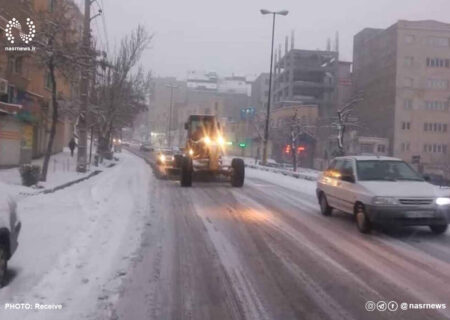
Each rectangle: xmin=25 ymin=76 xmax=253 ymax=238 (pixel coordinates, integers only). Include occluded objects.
xmin=356 ymin=160 xmax=424 ymax=181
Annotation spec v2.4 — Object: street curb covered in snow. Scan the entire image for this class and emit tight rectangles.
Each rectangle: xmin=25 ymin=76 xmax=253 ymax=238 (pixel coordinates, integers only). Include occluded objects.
xmin=19 ymin=169 xmax=105 ymax=198
xmin=42 ymin=169 xmax=103 ymax=194
xmin=245 ymin=164 xmax=318 ymax=181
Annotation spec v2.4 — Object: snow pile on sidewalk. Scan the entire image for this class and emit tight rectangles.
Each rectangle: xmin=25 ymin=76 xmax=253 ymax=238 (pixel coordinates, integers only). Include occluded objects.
xmin=246 ymin=166 xmax=317 ymax=196
xmin=0 ymin=148 xmax=116 ymax=197
xmin=224 ymin=155 xmax=319 ymax=180
xmin=0 ymin=151 xmax=152 ymax=320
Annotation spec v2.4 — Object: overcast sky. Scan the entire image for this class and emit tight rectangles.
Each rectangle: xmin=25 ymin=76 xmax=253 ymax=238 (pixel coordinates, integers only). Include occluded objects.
xmin=87 ymin=0 xmax=450 ymax=80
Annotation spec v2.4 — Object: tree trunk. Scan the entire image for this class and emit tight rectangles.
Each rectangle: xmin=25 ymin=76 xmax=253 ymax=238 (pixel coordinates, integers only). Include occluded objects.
xmin=41 ymin=60 xmax=58 ymax=181
xmin=291 ymin=131 xmax=297 ymax=172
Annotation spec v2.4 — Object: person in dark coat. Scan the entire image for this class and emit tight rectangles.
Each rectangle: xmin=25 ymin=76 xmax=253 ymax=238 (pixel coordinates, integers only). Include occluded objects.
xmin=68 ymin=138 xmax=77 ymax=157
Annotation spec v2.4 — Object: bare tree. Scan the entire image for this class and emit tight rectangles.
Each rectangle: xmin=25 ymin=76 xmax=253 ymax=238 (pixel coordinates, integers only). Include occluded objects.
xmin=34 ymin=0 xmax=82 ymax=181
xmin=93 ymin=26 xmax=152 ymax=157
xmin=331 ymin=93 xmax=363 ymax=156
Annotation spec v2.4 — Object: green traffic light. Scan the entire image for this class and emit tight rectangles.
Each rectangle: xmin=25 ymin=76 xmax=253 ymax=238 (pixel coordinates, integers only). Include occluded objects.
xmin=239 ymin=143 xmax=247 ymax=148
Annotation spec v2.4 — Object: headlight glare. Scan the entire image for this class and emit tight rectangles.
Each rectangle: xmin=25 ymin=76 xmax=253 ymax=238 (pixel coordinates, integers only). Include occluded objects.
xmin=204 ymin=136 xmax=211 ymax=145
xmin=217 ymin=136 xmax=225 ymax=146
xmin=436 ymin=197 xmax=450 ymax=206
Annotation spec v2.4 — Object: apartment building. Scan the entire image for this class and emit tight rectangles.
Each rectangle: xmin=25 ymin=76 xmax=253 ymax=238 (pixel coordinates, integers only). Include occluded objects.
xmin=353 ymin=20 xmax=450 ymax=176
xmin=0 ymin=0 xmax=81 ymax=165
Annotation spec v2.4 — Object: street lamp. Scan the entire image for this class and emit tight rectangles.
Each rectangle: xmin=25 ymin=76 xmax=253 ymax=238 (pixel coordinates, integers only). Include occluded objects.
xmin=260 ymin=9 xmax=289 ymax=165
xmin=166 ymin=83 xmax=178 ymax=149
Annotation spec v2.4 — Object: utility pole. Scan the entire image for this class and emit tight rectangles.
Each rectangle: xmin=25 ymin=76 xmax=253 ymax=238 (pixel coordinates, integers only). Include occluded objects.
xmin=260 ymin=9 xmax=289 ymax=165
xmin=166 ymin=83 xmax=178 ymax=149
xmin=76 ymin=0 xmax=92 ymax=172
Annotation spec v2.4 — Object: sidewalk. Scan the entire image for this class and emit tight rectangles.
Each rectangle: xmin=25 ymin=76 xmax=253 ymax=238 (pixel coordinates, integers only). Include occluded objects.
xmin=0 ymin=148 xmax=107 ymax=197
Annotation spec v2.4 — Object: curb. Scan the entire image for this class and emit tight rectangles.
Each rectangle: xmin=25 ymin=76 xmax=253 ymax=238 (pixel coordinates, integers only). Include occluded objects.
xmin=18 ymin=169 xmax=104 ymax=198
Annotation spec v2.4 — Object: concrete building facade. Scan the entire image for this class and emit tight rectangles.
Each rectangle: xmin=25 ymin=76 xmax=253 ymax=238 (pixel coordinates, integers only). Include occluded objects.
xmin=251 ymin=73 xmax=269 ymax=112
xmin=353 ymin=20 xmax=450 ymax=177
xmin=273 ymin=49 xmax=339 ymax=118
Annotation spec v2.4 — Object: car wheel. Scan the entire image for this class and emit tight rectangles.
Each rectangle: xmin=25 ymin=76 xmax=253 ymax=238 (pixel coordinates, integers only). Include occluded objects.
xmin=180 ymin=157 xmax=193 ymax=187
xmin=355 ymin=204 xmax=371 ymax=234
xmin=0 ymin=245 xmax=7 ymax=287
xmin=429 ymin=224 xmax=448 ymax=234
xmin=319 ymin=193 xmax=332 ymax=216
xmin=231 ymin=158 xmax=245 ymax=187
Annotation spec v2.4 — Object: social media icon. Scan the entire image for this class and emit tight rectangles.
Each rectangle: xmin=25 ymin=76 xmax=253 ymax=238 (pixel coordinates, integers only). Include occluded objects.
xmin=401 ymin=303 xmax=408 ymax=311
xmin=388 ymin=301 xmax=398 ymax=311
xmin=377 ymin=301 xmax=387 ymax=311
xmin=365 ymin=301 xmax=376 ymax=312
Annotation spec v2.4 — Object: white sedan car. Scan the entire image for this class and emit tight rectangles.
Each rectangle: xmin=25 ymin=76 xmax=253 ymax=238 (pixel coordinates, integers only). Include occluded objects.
xmin=316 ymin=156 xmax=450 ymax=234
xmin=0 ymin=188 xmax=21 ymax=287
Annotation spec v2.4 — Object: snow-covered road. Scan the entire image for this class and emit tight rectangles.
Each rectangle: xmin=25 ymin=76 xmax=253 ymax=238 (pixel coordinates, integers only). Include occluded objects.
xmin=2 ymin=150 xmax=450 ymax=320
xmin=111 ymin=150 xmax=450 ymax=320
xmin=0 ymin=152 xmax=152 ymax=320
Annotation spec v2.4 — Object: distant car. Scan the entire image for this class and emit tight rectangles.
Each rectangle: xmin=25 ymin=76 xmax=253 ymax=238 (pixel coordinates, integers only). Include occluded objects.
xmin=156 ymin=149 xmax=181 ymax=176
xmin=139 ymin=143 xmax=153 ymax=152
xmin=0 ymin=189 xmax=21 ymax=287
xmin=112 ymin=138 xmax=122 ymax=152
xmin=316 ymin=156 xmax=450 ymax=234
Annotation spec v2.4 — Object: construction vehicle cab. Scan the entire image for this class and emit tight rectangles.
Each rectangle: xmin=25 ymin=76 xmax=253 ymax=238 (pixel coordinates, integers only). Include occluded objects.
xmin=180 ymin=115 xmax=245 ymax=187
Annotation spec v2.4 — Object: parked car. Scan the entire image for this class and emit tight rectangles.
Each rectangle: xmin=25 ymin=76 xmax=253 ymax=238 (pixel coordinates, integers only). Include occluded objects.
xmin=139 ymin=143 xmax=154 ymax=152
xmin=0 ymin=188 xmax=21 ymax=287
xmin=316 ymin=156 xmax=450 ymax=234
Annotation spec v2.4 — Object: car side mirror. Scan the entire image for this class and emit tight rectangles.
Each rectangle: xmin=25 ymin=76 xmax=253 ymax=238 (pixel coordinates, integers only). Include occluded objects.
xmin=341 ymin=174 xmax=355 ymax=183
xmin=184 ymin=122 xmax=189 ymax=130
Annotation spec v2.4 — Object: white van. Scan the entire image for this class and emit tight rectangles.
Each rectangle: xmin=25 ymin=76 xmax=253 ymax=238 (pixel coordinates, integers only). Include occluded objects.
xmin=316 ymin=156 xmax=450 ymax=234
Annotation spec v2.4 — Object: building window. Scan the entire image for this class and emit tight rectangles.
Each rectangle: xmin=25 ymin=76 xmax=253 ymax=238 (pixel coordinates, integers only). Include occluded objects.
xmin=48 ymin=0 xmax=55 ymax=12
xmin=426 ymin=57 xmax=450 ymax=68
xmin=377 ymin=144 xmax=386 ymax=153
xmin=405 ymin=35 xmax=415 ymax=44
xmin=427 ymin=79 xmax=448 ymax=90
xmin=401 ymin=143 xmax=410 ymax=152
xmin=425 ymin=100 xmax=449 ymax=111
xmin=404 ymin=56 xmax=414 ymax=67
xmin=360 ymin=143 xmax=374 ymax=154
xmin=428 ymin=37 xmax=450 ymax=47
xmin=44 ymin=71 xmax=52 ymax=90
xmin=401 ymin=121 xmax=411 ymax=130
xmin=403 ymin=99 xmax=413 ymax=110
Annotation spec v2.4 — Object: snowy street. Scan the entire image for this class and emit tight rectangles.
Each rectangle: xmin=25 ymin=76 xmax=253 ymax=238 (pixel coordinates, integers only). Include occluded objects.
xmin=1 ymin=150 xmax=450 ymax=320
xmin=0 ymin=152 xmax=152 ymax=320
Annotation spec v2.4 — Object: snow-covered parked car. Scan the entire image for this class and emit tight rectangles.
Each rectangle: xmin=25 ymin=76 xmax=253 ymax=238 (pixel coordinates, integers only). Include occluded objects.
xmin=316 ymin=156 xmax=450 ymax=234
xmin=0 ymin=188 xmax=21 ymax=287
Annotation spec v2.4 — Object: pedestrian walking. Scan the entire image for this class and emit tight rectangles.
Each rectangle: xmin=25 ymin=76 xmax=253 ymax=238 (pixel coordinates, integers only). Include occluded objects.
xmin=69 ymin=138 xmax=77 ymax=157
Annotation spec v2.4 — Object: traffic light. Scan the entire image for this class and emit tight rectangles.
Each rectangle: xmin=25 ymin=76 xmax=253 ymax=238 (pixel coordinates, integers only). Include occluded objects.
xmin=239 ymin=142 xmax=247 ymax=148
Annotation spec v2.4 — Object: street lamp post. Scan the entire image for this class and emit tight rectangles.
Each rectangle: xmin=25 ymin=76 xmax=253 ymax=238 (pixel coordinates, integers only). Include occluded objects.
xmin=260 ymin=9 xmax=289 ymax=165
xmin=166 ymin=84 xmax=178 ymax=148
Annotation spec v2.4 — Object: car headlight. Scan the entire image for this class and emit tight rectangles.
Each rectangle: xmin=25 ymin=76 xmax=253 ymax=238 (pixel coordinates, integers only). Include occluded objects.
xmin=372 ymin=197 xmax=398 ymax=206
xmin=217 ymin=136 xmax=225 ymax=146
xmin=188 ymin=149 xmax=194 ymax=156
xmin=436 ymin=197 xmax=450 ymax=206
xmin=159 ymin=154 xmax=166 ymax=162
xmin=203 ymin=136 xmax=211 ymax=145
